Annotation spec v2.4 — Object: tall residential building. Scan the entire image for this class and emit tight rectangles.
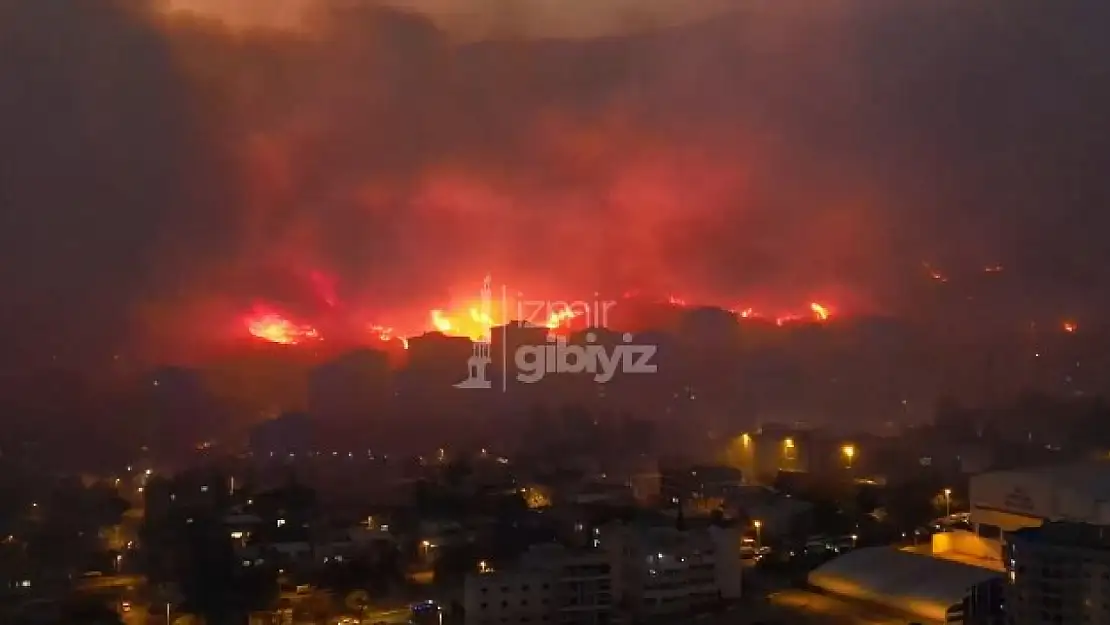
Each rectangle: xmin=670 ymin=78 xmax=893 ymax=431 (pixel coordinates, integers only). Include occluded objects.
xmin=463 ymin=521 xmax=742 ymax=625
xmin=599 ymin=520 xmax=742 ymax=620
xmin=463 ymin=544 xmax=613 ymax=625
xmin=1005 ymin=521 xmax=1110 ymax=625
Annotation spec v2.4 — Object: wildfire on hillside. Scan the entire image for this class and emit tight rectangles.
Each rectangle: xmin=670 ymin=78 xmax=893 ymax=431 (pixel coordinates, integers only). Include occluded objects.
xmin=241 ymin=278 xmax=836 ymax=346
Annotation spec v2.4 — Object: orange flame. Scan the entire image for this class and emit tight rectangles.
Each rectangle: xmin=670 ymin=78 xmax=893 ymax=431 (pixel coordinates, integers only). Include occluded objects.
xmin=427 ymin=295 xmax=582 ymax=342
xmin=545 ymin=307 xmax=579 ymax=329
xmin=1063 ymin=321 xmax=1077 ymax=333
xmin=733 ymin=302 xmax=832 ymax=325
xmin=246 ymin=311 xmax=320 ymax=345
xmin=429 ymin=306 xmax=494 ymax=341
xmin=370 ymin=324 xmax=409 ymax=349
xmin=242 ymin=276 xmax=837 ymax=347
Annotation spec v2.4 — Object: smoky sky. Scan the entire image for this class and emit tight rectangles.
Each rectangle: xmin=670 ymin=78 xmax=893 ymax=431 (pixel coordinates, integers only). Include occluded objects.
xmin=1 ymin=0 xmax=1109 ymax=362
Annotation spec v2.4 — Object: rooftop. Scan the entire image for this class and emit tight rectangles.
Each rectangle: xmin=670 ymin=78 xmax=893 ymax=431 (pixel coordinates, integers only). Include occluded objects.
xmin=902 ymin=543 xmax=1005 ymax=572
xmin=809 ymin=546 xmax=1003 ymax=622
xmin=974 ymin=460 xmax=1110 ymax=500
xmin=1010 ymin=521 xmax=1110 ymax=551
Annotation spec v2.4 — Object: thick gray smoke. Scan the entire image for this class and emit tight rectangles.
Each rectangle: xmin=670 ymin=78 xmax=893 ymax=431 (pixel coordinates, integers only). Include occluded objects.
xmin=1 ymin=0 xmax=1108 ymax=363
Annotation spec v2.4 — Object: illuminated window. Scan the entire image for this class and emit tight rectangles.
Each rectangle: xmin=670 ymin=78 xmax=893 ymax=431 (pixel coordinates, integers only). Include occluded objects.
xmin=783 ymin=438 xmax=797 ymax=460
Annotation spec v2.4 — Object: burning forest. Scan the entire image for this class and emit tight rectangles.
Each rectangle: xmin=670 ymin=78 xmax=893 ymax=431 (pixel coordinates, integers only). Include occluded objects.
xmin=1 ymin=0 xmax=1108 ymax=367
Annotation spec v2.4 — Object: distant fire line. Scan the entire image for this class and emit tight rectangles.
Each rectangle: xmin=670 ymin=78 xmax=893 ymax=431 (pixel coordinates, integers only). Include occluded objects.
xmin=242 ymin=296 xmax=838 ymax=347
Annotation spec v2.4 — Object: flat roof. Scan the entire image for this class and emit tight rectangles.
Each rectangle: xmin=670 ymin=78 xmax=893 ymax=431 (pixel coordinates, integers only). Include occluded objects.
xmin=973 ymin=461 xmax=1110 ymax=501
xmin=1011 ymin=521 xmax=1110 ymax=551
xmin=809 ymin=547 xmax=1003 ymax=622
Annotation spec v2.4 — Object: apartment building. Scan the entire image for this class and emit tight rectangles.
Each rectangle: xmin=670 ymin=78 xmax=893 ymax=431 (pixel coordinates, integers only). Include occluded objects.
xmin=463 ymin=519 xmax=741 ymax=625
xmin=1005 ymin=521 xmax=1110 ymax=625
xmin=463 ymin=545 xmax=613 ymax=625
xmin=600 ymin=520 xmax=742 ymax=621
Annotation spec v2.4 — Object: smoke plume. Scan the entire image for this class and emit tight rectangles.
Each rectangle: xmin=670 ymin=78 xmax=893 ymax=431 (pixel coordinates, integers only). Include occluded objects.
xmin=1 ymin=0 xmax=1108 ymax=363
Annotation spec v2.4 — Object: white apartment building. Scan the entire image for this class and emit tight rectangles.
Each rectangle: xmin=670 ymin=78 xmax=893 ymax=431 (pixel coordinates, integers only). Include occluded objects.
xmin=600 ymin=521 xmax=742 ymax=621
xmin=1005 ymin=521 xmax=1110 ymax=625
xmin=463 ymin=545 xmax=613 ymax=625
xmin=464 ymin=522 xmax=741 ymax=625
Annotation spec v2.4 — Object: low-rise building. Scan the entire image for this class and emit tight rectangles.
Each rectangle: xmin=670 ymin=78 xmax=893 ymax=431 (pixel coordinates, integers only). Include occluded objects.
xmin=969 ymin=461 xmax=1110 ymax=565
xmin=809 ymin=546 xmax=1004 ymax=624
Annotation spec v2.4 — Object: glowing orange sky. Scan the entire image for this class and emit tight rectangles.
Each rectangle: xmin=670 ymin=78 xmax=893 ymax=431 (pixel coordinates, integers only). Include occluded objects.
xmin=159 ymin=0 xmax=740 ymax=39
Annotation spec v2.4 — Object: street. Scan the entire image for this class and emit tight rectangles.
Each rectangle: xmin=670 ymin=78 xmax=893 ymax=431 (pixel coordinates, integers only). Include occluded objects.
xmin=766 ymin=588 xmax=913 ymax=625
xmin=362 ymin=608 xmax=411 ymax=623
xmin=75 ymin=574 xmax=145 ymax=591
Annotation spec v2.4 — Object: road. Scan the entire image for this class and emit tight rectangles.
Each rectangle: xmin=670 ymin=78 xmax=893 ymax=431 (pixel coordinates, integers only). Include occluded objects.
xmin=76 ymin=574 xmax=145 ymax=591
xmin=765 ymin=589 xmax=916 ymax=625
xmin=362 ymin=608 xmax=411 ymax=623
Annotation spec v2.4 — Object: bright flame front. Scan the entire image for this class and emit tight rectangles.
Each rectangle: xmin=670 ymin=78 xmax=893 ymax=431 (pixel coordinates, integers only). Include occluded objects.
xmin=245 ymin=311 xmax=319 ymax=345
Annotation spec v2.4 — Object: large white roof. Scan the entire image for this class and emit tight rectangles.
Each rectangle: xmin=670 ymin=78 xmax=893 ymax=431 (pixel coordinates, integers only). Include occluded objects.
xmin=808 ymin=547 xmax=1003 ymax=622
xmin=972 ymin=461 xmax=1110 ymax=500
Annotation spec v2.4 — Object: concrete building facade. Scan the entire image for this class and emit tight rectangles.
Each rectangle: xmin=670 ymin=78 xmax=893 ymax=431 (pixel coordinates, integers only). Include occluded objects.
xmin=1005 ymin=521 xmax=1110 ymax=625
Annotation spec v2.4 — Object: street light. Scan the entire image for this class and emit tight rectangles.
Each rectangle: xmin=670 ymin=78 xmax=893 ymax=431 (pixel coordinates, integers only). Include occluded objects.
xmin=842 ymin=444 xmax=855 ymax=468
xmin=944 ymin=488 xmax=952 ymax=517
xmin=753 ymin=520 xmax=762 ymax=549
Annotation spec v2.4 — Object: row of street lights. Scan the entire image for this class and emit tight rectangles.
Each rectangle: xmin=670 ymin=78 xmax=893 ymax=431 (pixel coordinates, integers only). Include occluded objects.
xmin=740 ymin=434 xmax=855 ymax=469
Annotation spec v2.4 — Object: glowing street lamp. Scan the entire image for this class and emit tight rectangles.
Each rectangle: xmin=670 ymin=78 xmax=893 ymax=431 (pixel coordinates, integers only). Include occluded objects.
xmin=842 ymin=444 xmax=855 ymax=468
xmin=753 ymin=520 xmax=762 ymax=549
xmin=944 ymin=488 xmax=952 ymax=517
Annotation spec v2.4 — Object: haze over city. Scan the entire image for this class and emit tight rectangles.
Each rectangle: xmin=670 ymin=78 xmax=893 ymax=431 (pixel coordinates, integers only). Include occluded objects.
xmin=2 ymin=3 xmax=1110 ymax=624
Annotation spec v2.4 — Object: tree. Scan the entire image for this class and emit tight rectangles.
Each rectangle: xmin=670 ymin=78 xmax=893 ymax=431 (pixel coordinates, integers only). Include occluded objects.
xmin=883 ymin=481 xmax=941 ymax=531
xmin=443 ymin=459 xmax=473 ymax=489
xmin=345 ymin=590 xmax=371 ymax=620
xmin=62 ymin=600 xmax=125 ymax=625
xmin=177 ymin=514 xmax=276 ymax=623
xmin=855 ymin=486 xmax=880 ymax=515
